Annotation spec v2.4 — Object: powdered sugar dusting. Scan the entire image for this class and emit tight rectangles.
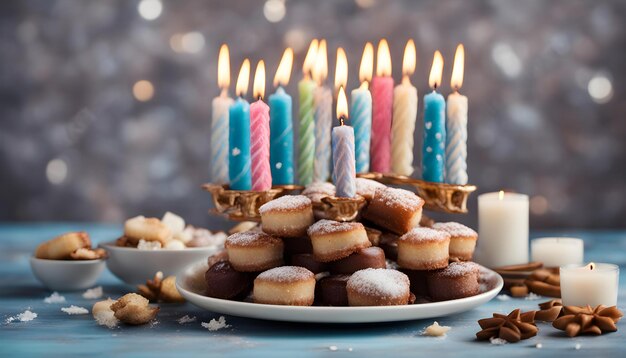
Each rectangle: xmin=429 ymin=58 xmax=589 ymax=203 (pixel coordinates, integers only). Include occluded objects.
xmin=437 ymin=261 xmax=480 ymax=278
xmin=347 ymin=268 xmax=409 ymax=298
xmin=6 ymin=310 xmax=38 ymax=323
xmin=178 ymin=315 xmax=197 ymax=324
xmin=374 ymin=187 xmax=424 ymax=210
xmin=225 ymin=231 xmax=282 ymax=248
xmin=400 ymin=227 xmax=450 ymax=243
xmin=432 ymin=222 xmax=477 ymax=238
xmin=302 ymin=182 xmax=336 ymax=203
xmin=259 ymin=195 xmax=311 ymax=213
xmin=307 ymin=219 xmax=363 ymax=236
xmin=82 ymin=286 xmax=103 ymax=299
xmin=355 ymin=178 xmax=386 ymax=198
xmin=256 ymin=266 xmax=314 ymax=283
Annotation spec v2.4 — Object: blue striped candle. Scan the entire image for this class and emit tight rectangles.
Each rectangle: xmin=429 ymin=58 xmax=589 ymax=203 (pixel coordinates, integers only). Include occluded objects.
xmin=350 ymin=86 xmax=372 ymax=173
xmin=269 ymin=87 xmax=294 ymax=185
xmin=332 ymin=123 xmax=356 ymax=198
xmin=422 ymin=90 xmax=446 ymax=183
xmin=228 ymin=97 xmax=252 ymax=190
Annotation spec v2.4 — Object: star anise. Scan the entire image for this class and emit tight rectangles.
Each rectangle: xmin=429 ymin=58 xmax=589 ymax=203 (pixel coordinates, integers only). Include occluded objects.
xmin=476 ymin=309 xmax=538 ymax=343
xmin=535 ymin=299 xmax=563 ymax=322
xmin=552 ymin=305 xmax=623 ymax=337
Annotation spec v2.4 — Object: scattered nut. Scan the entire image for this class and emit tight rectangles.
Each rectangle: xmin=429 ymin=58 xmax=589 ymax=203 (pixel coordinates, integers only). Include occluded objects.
xmin=137 ymin=272 xmax=185 ymax=303
xmin=510 ymin=285 xmax=529 ymax=297
xmin=110 ymin=293 xmax=159 ymax=325
xmin=70 ymin=247 xmax=107 ymax=260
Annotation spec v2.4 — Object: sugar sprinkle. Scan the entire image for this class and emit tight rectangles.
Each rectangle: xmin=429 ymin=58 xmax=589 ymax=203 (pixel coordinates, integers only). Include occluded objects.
xmin=201 ymin=316 xmax=230 ymax=331
xmin=177 ymin=315 xmax=197 ymax=324
xmin=496 ymin=294 xmax=511 ymax=301
xmin=82 ymin=286 xmax=103 ymax=299
xmin=6 ymin=310 xmax=38 ymax=323
xmin=490 ymin=337 xmax=508 ymax=345
xmin=44 ymin=292 xmax=66 ymax=304
xmin=61 ymin=305 xmax=89 ymax=315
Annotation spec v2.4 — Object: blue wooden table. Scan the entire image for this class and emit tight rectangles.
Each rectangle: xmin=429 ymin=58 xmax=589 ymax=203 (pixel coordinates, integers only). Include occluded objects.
xmin=1 ymin=224 xmax=624 ymax=357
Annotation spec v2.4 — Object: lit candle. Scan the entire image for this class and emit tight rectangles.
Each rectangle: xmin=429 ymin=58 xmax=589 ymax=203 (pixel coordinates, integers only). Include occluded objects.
xmin=446 ymin=44 xmax=469 ymax=185
xmin=370 ymin=39 xmax=393 ymax=173
xmin=297 ymin=39 xmax=318 ymax=186
xmin=210 ymin=44 xmax=234 ymax=183
xmin=561 ymin=263 xmax=619 ymax=307
xmin=269 ymin=48 xmax=294 ymax=185
xmin=250 ymin=61 xmax=272 ymax=191
xmin=228 ymin=59 xmax=252 ymax=190
xmin=351 ymin=43 xmax=373 ymax=174
xmin=475 ymin=191 xmax=529 ymax=268
xmin=332 ymin=86 xmax=356 ymax=198
xmin=531 ymin=238 xmax=584 ymax=268
xmin=422 ymin=51 xmax=446 ymax=183
xmin=313 ymin=39 xmax=332 ymax=182
xmin=391 ymin=40 xmax=418 ymax=176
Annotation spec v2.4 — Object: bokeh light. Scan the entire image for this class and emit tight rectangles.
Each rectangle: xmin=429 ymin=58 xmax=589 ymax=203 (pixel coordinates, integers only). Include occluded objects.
xmin=264 ymin=0 xmax=286 ymax=23
xmin=138 ymin=0 xmax=162 ymax=21
xmin=46 ymin=158 xmax=68 ymax=185
xmin=587 ymin=74 xmax=613 ymax=104
xmin=133 ymin=80 xmax=155 ymax=102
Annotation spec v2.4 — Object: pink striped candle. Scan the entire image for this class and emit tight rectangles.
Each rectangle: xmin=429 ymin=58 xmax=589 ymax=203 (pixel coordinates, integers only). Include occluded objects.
xmin=250 ymin=61 xmax=272 ymax=191
xmin=370 ymin=39 xmax=394 ymax=173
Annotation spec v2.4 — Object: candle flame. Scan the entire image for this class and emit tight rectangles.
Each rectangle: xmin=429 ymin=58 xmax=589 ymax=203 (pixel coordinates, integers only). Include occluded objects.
xmin=359 ymin=42 xmax=374 ymax=84
xmin=274 ymin=48 xmax=293 ymax=87
xmin=498 ymin=190 xmax=504 ymax=200
xmin=336 ymin=86 xmax=348 ymax=120
xmin=376 ymin=39 xmax=392 ymax=77
xmin=253 ymin=60 xmax=265 ymax=100
xmin=303 ymin=39 xmax=318 ymax=77
xmin=428 ymin=50 xmax=444 ymax=90
xmin=235 ymin=59 xmax=250 ymax=97
xmin=451 ymin=44 xmax=465 ymax=90
xmin=312 ymin=39 xmax=328 ymax=85
xmin=218 ymin=44 xmax=230 ymax=90
xmin=402 ymin=39 xmax=416 ymax=77
xmin=334 ymin=47 xmax=348 ymax=94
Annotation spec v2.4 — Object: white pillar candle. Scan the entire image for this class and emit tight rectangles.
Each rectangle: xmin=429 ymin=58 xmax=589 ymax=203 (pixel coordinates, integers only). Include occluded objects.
xmin=560 ymin=263 xmax=619 ymax=307
xmin=475 ymin=191 xmax=529 ymax=268
xmin=531 ymin=238 xmax=584 ymax=268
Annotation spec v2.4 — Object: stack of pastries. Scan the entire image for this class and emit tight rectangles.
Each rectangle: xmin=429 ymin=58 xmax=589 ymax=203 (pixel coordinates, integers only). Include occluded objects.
xmin=203 ymin=179 xmax=481 ymax=307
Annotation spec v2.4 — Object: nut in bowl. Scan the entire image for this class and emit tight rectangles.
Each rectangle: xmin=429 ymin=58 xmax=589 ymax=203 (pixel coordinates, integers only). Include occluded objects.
xmin=30 ymin=231 xmax=106 ymax=291
xmin=103 ymin=212 xmax=225 ymax=285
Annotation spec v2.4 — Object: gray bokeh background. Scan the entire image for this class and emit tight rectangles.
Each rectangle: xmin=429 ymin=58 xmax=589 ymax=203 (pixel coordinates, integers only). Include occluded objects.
xmin=1 ymin=0 xmax=624 ymax=229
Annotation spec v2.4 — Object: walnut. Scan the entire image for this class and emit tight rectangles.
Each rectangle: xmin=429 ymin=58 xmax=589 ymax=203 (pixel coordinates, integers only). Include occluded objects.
xmin=110 ymin=293 xmax=159 ymax=325
xmin=137 ymin=272 xmax=185 ymax=303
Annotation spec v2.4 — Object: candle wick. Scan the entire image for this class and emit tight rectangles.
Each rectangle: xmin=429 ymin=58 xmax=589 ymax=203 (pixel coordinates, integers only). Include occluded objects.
xmin=339 ymin=117 xmax=345 ymax=126
xmin=257 ymin=95 xmax=262 ymax=101
xmin=433 ymin=82 xmax=438 ymax=91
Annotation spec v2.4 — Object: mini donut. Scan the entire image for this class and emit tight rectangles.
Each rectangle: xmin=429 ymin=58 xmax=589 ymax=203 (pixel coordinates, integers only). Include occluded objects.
xmin=432 ymin=222 xmax=478 ymax=261
xmin=224 ymin=232 xmax=284 ymax=272
xmin=123 ymin=216 xmax=171 ymax=246
xmin=346 ymin=268 xmax=411 ymax=306
xmin=307 ymin=220 xmax=371 ymax=263
xmin=204 ymin=260 xmax=253 ymax=300
xmin=363 ymin=187 xmax=425 ymax=235
xmin=397 ymin=227 xmax=450 ymax=270
xmin=290 ymin=254 xmax=328 ymax=274
xmin=35 ymin=232 xmax=92 ymax=260
xmin=355 ymin=178 xmax=386 ymax=201
xmin=426 ymin=261 xmax=481 ymax=301
xmin=317 ymin=274 xmax=351 ymax=306
xmin=253 ymin=266 xmax=316 ymax=306
xmin=259 ymin=195 xmax=314 ymax=238
xmin=329 ymin=247 xmax=386 ymax=274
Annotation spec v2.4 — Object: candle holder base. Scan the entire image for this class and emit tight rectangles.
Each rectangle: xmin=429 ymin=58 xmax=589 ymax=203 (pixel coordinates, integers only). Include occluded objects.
xmin=313 ymin=195 xmax=367 ymax=222
xmin=357 ymin=173 xmax=477 ymax=214
xmin=202 ymin=183 xmax=286 ymax=221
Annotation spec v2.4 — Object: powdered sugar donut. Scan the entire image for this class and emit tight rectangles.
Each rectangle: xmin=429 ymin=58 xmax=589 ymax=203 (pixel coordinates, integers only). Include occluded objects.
xmin=224 ymin=232 xmax=284 ymax=272
xmin=355 ymin=178 xmax=386 ymax=201
xmin=259 ymin=195 xmax=314 ymax=238
xmin=307 ymin=220 xmax=371 ymax=262
xmin=397 ymin=227 xmax=450 ymax=270
xmin=253 ymin=266 xmax=316 ymax=306
xmin=432 ymin=222 xmax=478 ymax=261
xmin=427 ymin=261 xmax=481 ymax=301
xmin=346 ymin=268 xmax=411 ymax=306
xmin=363 ymin=187 xmax=425 ymax=235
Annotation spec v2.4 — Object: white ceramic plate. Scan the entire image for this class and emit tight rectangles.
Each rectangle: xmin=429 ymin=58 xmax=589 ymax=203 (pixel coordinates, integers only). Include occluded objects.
xmin=100 ymin=241 xmax=220 ymax=285
xmin=177 ymin=260 xmax=504 ymax=323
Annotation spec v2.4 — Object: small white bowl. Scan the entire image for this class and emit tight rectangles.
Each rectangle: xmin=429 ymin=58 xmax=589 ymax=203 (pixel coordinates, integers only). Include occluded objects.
xmin=30 ymin=257 xmax=106 ymax=291
xmin=101 ymin=241 xmax=219 ymax=285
